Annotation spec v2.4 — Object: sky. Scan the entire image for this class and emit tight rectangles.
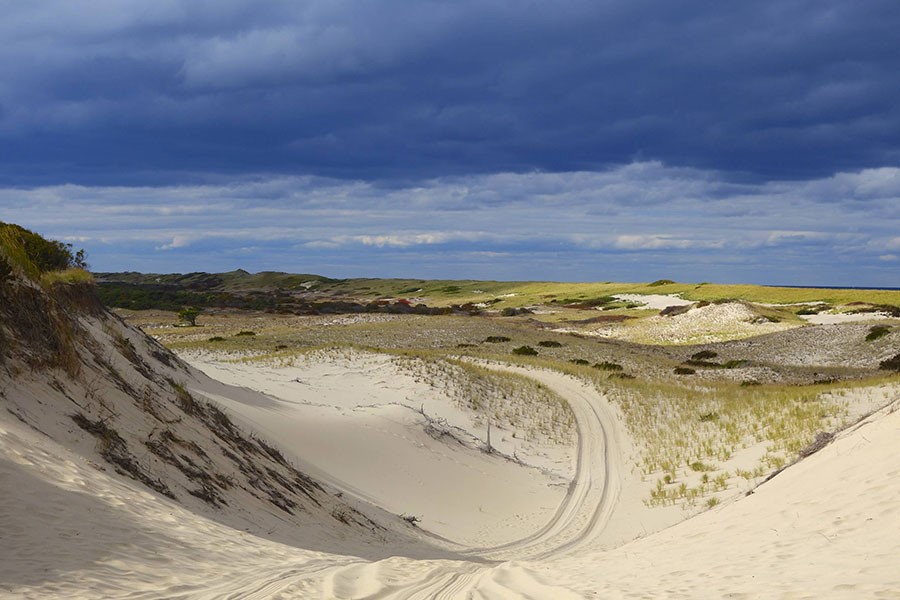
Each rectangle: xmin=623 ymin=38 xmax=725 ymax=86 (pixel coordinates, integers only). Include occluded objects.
xmin=1 ymin=0 xmax=899 ymax=286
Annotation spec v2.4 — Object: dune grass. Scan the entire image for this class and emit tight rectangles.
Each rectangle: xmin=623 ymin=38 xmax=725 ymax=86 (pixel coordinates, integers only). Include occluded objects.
xmin=128 ymin=305 xmax=899 ymax=508
xmin=596 ymin=374 xmax=899 ymax=507
xmin=345 ymin=278 xmax=900 ymax=310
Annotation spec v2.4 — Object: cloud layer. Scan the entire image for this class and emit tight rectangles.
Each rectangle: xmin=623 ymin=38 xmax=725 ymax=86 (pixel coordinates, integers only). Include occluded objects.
xmin=3 ymin=163 xmax=898 ymax=286
xmin=1 ymin=1 xmax=898 ymax=184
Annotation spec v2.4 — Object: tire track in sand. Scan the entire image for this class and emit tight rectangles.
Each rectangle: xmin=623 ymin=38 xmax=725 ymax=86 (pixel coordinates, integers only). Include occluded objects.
xmin=319 ymin=363 xmax=626 ymax=598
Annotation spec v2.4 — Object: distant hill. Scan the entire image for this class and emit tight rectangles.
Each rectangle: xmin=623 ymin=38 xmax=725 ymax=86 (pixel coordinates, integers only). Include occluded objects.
xmin=95 ymin=270 xmax=900 ymax=316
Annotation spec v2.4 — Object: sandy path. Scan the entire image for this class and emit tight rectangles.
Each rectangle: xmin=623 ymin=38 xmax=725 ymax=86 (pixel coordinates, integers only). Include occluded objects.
xmin=315 ymin=364 xmax=629 ymax=598
xmin=468 ymin=365 xmax=625 ymax=560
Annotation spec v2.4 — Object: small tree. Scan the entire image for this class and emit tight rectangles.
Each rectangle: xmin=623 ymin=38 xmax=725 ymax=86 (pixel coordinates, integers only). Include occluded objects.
xmin=178 ymin=306 xmax=200 ymax=327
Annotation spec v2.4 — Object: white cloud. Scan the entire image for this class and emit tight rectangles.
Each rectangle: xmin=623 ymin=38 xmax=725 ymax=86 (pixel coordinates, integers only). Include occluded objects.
xmin=157 ymin=235 xmax=193 ymax=251
xmin=2 ymin=162 xmax=898 ymax=285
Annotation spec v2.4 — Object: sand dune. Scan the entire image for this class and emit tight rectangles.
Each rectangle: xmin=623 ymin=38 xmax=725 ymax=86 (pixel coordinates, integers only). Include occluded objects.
xmin=4 ymin=351 xmax=898 ymax=598
xmin=2 ymin=281 xmax=899 ymax=598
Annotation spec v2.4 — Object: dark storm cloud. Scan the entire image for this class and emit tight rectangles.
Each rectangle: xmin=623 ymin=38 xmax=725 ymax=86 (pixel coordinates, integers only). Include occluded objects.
xmin=1 ymin=0 xmax=899 ymax=185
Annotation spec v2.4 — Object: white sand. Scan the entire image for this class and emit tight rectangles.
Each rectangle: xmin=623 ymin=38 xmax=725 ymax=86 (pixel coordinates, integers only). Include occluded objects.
xmin=571 ymin=301 xmax=796 ymax=344
xmin=3 ymin=338 xmax=900 ymax=598
xmin=800 ymin=311 xmax=896 ymax=324
xmin=183 ymin=350 xmax=576 ymax=548
xmin=613 ymin=293 xmax=694 ymax=310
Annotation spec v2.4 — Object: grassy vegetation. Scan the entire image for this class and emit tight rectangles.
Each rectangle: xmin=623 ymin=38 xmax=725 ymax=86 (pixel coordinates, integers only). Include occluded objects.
xmin=124 ymin=300 xmax=900 ymax=510
xmin=0 ymin=222 xmax=92 ymax=288
xmin=393 ymin=355 xmax=576 ymax=445
xmin=98 ymin=270 xmax=900 ymax=313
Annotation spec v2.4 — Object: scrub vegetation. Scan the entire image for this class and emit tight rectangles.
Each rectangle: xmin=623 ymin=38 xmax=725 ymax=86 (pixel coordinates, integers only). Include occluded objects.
xmin=128 ymin=282 xmax=900 ymax=510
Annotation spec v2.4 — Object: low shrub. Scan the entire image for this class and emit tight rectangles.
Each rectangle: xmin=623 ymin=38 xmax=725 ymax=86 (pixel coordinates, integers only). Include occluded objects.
xmin=722 ymin=360 xmax=747 ymax=369
xmin=235 ymin=330 xmax=256 ymax=337
xmin=660 ymin=304 xmax=692 ymax=317
xmin=501 ymin=307 xmax=532 ymax=316
xmin=593 ymin=361 xmax=623 ymax=371
xmin=569 ymin=358 xmax=590 ymax=365
xmin=691 ymin=350 xmax=718 ymax=360
xmin=685 ymin=359 xmax=720 ymax=367
xmin=648 ymin=279 xmax=676 ymax=287
xmin=674 ymin=366 xmax=696 ymax=375
xmin=879 ymin=353 xmax=900 ymax=371
xmin=512 ymin=345 xmax=538 ymax=356
xmin=866 ymin=325 xmax=891 ymax=342
xmin=485 ymin=336 xmax=511 ymax=343
xmin=208 ymin=336 xmax=226 ymax=342
xmin=538 ymin=340 xmax=563 ymax=347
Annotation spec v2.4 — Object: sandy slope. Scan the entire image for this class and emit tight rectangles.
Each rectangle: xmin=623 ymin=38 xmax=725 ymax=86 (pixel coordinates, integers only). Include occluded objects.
xmin=4 ymin=355 xmax=898 ymax=599
xmin=183 ymin=351 xmax=576 ymax=548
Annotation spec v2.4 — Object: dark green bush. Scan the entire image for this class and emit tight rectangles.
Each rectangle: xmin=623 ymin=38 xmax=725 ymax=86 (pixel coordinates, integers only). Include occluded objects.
xmin=880 ymin=353 xmax=900 ymax=371
xmin=866 ymin=325 xmax=891 ymax=342
xmin=485 ymin=336 xmax=511 ymax=343
xmin=674 ymin=366 xmax=696 ymax=375
xmin=512 ymin=345 xmax=538 ymax=356
xmin=569 ymin=358 xmax=590 ymax=365
xmin=691 ymin=350 xmax=718 ymax=360
xmin=0 ymin=222 xmax=87 ymax=275
xmin=234 ymin=330 xmax=256 ymax=337
xmin=685 ymin=359 xmax=720 ymax=367
xmin=722 ymin=360 xmax=747 ymax=369
xmin=538 ymin=340 xmax=563 ymax=347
